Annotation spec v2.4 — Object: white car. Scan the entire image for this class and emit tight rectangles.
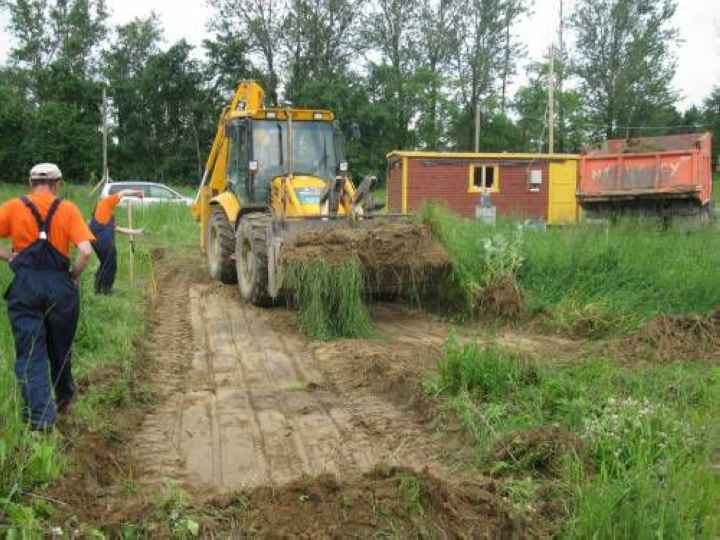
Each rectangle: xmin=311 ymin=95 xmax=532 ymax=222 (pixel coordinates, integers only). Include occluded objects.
xmin=100 ymin=181 xmax=193 ymax=207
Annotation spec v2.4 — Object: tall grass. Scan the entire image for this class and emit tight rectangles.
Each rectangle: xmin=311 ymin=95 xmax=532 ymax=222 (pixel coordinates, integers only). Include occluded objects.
xmin=285 ymin=258 xmax=373 ymax=340
xmin=428 ymin=339 xmax=720 ymax=538
xmin=421 ymin=203 xmax=720 ymax=335
xmin=419 ymin=204 xmax=523 ymax=318
xmin=0 ymin=182 xmax=198 ymax=531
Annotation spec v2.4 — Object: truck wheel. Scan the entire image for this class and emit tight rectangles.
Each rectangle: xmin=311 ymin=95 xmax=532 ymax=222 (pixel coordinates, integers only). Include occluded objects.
xmin=236 ymin=214 xmax=272 ymax=306
xmin=207 ymin=206 xmax=237 ymax=284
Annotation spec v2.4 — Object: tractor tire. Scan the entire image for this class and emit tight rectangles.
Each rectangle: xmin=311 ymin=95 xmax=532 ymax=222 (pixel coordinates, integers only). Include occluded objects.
xmin=207 ymin=206 xmax=238 ymax=284
xmin=236 ymin=213 xmax=272 ymax=306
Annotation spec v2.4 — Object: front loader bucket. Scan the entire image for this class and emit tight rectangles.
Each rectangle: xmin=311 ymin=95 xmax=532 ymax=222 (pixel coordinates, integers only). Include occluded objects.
xmin=269 ymin=216 xmax=450 ymax=301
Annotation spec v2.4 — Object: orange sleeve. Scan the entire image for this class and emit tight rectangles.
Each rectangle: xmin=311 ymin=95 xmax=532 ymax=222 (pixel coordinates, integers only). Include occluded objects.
xmin=0 ymin=200 xmax=14 ymax=238
xmin=66 ymin=203 xmax=95 ymax=246
xmin=94 ymin=194 xmax=121 ymax=225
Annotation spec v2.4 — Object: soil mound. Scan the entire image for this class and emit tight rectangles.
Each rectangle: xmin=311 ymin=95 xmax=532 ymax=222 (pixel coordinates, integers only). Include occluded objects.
xmin=283 ymin=221 xmax=450 ymax=296
xmin=206 ymin=465 xmax=524 ymax=538
xmin=477 ymin=276 xmax=524 ymax=319
xmin=491 ymin=427 xmax=589 ymax=478
xmin=620 ymin=310 xmax=720 ymax=363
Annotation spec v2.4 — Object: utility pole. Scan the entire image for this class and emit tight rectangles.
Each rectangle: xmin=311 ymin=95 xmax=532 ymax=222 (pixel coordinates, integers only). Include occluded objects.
xmin=102 ymin=86 xmax=109 ymax=183
xmin=474 ymin=102 xmax=481 ymax=152
xmin=548 ymin=44 xmax=555 ymax=154
xmin=558 ymin=0 xmax=564 ymax=153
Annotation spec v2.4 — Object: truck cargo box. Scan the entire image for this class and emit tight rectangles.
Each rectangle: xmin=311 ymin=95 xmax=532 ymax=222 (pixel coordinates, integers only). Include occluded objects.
xmin=578 ymin=133 xmax=713 ymax=220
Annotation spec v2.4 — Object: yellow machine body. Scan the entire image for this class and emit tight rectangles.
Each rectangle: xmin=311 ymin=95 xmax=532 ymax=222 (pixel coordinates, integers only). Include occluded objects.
xmin=192 ymin=80 xmax=358 ymax=251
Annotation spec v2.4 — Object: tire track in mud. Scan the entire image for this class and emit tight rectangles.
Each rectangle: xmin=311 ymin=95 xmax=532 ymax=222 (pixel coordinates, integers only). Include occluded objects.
xmin=132 ymin=267 xmax=452 ymax=494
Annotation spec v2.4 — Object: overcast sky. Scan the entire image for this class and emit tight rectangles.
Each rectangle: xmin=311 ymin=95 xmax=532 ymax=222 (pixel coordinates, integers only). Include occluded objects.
xmin=0 ymin=0 xmax=718 ymax=111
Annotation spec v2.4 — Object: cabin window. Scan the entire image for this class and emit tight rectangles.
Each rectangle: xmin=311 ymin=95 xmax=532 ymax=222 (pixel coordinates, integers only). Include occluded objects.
xmin=468 ymin=164 xmax=499 ymax=193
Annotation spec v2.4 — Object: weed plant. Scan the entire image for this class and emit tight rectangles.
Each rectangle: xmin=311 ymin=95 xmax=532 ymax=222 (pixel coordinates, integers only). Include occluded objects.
xmin=286 ymin=258 xmax=373 ymax=340
xmin=419 ymin=205 xmax=524 ymax=317
xmin=428 ymin=338 xmax=720 ymax=538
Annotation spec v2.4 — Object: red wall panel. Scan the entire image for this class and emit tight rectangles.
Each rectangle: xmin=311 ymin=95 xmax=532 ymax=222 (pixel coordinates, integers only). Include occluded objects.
xmin=400 ymin=158 xmax=549 ymax=220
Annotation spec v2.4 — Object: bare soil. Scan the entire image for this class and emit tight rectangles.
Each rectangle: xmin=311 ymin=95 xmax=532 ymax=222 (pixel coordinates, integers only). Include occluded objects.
xmin=44 ymin=252 xmax=589 ymax=535
xmin=204 ymin=465 xmax=525 ymax=538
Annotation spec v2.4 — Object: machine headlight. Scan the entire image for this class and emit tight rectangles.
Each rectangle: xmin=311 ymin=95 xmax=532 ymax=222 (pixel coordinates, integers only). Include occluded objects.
xmin=313 ymin=112 xmax=324 ymax=120
xmin=338 ymin=161 xmax=349 ymax=173
xmin=266 ymin=111 xmax=277 ymax=119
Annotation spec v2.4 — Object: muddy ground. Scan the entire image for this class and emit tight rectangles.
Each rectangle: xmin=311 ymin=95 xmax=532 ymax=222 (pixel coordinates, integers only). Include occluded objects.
xmin=45 ymin=253 xmax=587 ymax=536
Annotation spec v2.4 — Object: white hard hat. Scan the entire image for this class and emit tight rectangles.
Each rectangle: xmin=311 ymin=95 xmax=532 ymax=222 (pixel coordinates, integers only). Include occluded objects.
xmin=30 ymin=163 xmax=62 ymax=181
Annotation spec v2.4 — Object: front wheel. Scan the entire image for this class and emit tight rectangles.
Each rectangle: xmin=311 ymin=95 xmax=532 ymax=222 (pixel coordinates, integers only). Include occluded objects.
xmin=207 ymin=206 xmax=237 ymax=284
xmin=236 ymin=214 xmax=272 ymax=306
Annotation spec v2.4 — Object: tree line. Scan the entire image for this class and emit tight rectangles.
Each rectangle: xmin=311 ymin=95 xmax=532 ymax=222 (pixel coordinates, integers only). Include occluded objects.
xmin=0 ymin=0 xmax=717 ymax=185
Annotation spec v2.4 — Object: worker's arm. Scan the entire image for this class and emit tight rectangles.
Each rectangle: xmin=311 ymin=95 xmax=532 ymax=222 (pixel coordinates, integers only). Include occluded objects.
xmin=70 ymin=241 xmax=93 ymax=283
xmin=116 ymin=226 xmax=144 ymax=236
xmin=0 ymin=245 xmax=14 ymax=263
xmin=0 ymin=201 xmax=13 ymax=262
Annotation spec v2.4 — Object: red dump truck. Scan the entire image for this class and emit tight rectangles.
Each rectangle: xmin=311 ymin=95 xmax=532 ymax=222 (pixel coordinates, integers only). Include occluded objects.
xmin=578 ymin=133 xmax=714 ymax=222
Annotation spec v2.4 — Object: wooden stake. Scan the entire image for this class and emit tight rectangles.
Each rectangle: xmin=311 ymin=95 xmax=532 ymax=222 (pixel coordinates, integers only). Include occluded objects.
xmin=128 ymin=199 xmax=135 ymax=285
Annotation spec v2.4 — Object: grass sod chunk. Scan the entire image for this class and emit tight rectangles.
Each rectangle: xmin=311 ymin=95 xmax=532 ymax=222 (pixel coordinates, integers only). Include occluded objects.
xmin=285 ymin=258 xmax=373 ymax=340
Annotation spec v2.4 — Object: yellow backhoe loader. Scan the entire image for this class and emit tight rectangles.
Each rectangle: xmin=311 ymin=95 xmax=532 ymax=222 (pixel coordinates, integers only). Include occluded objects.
xmin=192 ymin=81 xmax=445 ymax=305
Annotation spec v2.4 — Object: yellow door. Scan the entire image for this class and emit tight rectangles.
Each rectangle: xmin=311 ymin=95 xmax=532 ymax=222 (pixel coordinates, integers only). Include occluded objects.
xmin=548 ymin=160 xmax=578 ymax=224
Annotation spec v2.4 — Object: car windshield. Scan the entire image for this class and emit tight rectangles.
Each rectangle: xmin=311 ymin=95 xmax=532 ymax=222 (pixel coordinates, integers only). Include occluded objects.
xmin=252 ymin=120 xmax=344 ymax=183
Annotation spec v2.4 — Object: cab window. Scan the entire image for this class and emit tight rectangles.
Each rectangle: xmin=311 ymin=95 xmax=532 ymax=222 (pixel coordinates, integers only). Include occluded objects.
xmin=228 ymin=121 xmax=250 ymax=194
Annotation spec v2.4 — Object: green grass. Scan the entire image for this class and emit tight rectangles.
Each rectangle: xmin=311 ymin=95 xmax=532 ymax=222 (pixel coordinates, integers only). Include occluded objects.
xmin=421 ymin=203 xmax=720 ymax=335
xmin=285 ymin=258 xmax=373 ymax=340
xmin=0 ymin=182 xmax=198 ymax=532
xmin=427 ymin=339 xmax=720 ymax=538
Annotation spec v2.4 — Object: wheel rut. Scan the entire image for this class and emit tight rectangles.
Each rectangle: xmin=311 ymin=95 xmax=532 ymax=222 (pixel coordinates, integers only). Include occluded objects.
xmin=132 ymin=269 xmax=451 ymax=494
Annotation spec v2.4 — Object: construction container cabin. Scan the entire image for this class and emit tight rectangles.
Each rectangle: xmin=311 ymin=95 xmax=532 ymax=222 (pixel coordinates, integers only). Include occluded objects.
xmin=385 ymin=151 xmax=580 ymax=224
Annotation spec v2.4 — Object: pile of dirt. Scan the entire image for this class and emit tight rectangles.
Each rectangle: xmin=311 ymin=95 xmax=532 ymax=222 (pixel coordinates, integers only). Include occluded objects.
xmin=312 ymin=335 xmax=440 ymax=418
xmin=619 ymin=310 xmax=720 ymax=363
xmin=477 ymin=275 xmax=524 ymax=319
xmin=283 ymin=221 xmax=450 ymax=297
xmin=204 ymin=465 xmax=525 ymax=538
xmin=491 ymin=427 xmax=590 ymax=478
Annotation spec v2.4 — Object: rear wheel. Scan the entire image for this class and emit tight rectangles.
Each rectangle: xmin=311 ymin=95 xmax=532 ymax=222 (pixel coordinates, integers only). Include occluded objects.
xmin=236 ymin=213 xmax=272 ymax=306
xmin=207 ymin=207 xmax=237 ymax=284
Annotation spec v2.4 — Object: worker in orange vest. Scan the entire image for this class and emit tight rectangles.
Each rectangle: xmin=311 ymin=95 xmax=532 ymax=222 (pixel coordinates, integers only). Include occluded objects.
xmin=89 ymin=189 xmax=144 ymax=294
xmin=0 ymin=164 xmax=94 ymax=431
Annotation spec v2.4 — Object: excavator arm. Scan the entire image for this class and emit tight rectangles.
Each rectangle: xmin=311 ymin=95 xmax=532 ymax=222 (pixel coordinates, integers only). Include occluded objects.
xmin=192 ymin=81 xmax=267 ymax=250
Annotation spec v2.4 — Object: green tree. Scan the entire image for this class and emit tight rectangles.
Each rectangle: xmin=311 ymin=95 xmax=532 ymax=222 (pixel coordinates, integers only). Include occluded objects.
xmin=571 ymin=0 xmax=679 ymax=139
xmin=207 ymin=0 xmax=283 ymax=104
xmin=448 ymin=0 xmax=524 ymax=150
xmin=704 ymin=86 xmax=720 ymax=167
xmin=0 ymin=0 xmax=109 ymax=181
xmin=513 ymin=60 xmax=590 ymax=153
xmin=104 ymin=17 xmax=216 ymax=182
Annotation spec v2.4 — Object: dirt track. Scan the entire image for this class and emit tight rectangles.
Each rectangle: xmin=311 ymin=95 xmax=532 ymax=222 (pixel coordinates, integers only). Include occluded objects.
xmin=132 ymin=269 xmax=451 ymax=493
